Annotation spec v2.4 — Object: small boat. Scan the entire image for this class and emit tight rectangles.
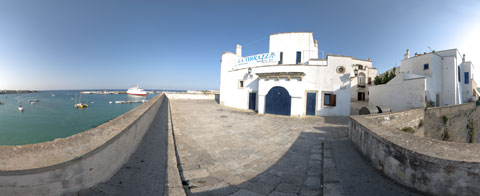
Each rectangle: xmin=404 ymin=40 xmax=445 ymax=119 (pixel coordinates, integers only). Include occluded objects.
xmin=74 ymin=94 xmax=88 ymax=108
xmin=74 ymin=102 xmax=89 ymax=108
xmin=109 ymin=101 xmax=113 ymax=104
xmin=29 ymin=99 xmax=40 ymax=104
xmin=18 ymin=105 xmax=24 ymax=111
xmin=0 ymin=101 xmax=4 ymax=105
xmin=51 ymin=94 xmax=55 ymax=97
xmin=127 ymin=85 xmax=147 ymax=96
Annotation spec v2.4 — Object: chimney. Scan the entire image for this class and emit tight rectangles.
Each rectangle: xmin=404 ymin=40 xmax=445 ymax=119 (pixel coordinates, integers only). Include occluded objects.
xmin=463 ymin=54 xmax=466 ymax=62
xmin=236 ymin=44 xmax=242 ymax=57
xmin=404 ymin=49 xmax=410 ymax=59
xmin=368 ymin=57 xmax=371 ymax=61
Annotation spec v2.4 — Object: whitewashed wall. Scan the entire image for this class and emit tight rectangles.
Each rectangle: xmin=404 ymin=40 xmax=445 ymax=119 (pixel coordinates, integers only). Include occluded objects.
xmin=462 ymin=61 xmax=474 ymax=102
xmin=399 ymin=49 xmax=467 ymax=106
xmin=269 ymin=32 xmax=318 ymax=64
xmin=369 ymin=76 xmax=426 ymax=111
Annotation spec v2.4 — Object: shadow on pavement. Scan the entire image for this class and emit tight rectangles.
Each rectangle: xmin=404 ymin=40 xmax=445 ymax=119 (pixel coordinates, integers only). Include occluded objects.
xmin=192 ymin=130 xmax=421 ymax=196
xmin=79 ymin=98 xmax=170 ymax=196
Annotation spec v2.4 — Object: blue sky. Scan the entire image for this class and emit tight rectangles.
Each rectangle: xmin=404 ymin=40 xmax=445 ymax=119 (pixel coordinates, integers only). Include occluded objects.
xmin=0 ymin=0 xmax=479 ymax=90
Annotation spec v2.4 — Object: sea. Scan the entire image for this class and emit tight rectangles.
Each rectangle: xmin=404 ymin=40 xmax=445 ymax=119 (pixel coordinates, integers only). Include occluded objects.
xmin=0 ymin=90 xmax=166 ymax=146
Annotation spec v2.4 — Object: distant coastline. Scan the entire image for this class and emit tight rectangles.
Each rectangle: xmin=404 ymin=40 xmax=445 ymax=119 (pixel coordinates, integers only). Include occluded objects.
xmin=0 ymin=90 xmax=37 ymax=94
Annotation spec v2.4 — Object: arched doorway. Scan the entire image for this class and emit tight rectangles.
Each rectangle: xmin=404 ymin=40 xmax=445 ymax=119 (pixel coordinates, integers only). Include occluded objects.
xmin=265 ymin=86 xmax=291 ymax=116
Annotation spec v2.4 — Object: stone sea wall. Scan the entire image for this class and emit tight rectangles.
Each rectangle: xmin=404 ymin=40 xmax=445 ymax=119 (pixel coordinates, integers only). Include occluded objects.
xmin=351 ymin=108 xmax=480 ymax=196
xmin=424 ymin=102 xmax=480 ymax=143
xmin=0 ymin=94 xmax=174 ymax=196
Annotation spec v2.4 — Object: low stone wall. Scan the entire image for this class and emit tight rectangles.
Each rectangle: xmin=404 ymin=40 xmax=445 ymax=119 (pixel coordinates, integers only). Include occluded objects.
xmin=165 ymin=92 xmax=216 ymax=100
xmin=424 ymin=102 xmax=480 ymax=143
xmin=363 ymin=107 xmax=424 ymax=136
xmin=351 ymin=112 xmax=480 ymax=196
xmin=0 ymin=94 xmax=167 ymax=196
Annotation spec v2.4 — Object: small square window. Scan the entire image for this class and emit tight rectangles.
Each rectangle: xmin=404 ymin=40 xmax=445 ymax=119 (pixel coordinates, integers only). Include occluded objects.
xmin=424 ymin=63 xmax=429 ymax=70
xmin=238 ymin=80 xmax=244 ymax=88
xmin=323 ymin=93 xmax=336 ymax=106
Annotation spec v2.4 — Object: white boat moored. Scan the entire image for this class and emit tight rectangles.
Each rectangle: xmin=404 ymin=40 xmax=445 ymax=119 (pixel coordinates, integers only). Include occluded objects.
xmin=127 ymin=85 xmax=147 ymax=96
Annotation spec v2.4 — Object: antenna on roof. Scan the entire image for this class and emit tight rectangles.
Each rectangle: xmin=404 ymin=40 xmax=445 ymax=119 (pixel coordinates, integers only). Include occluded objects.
xmin=428 ymin=46 xmax=433 ymax=52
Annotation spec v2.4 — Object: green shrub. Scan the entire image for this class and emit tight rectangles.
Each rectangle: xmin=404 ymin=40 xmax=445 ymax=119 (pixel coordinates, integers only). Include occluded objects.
xmin=401 ymin=127 xmax=415 ymax=134
xmin=442 ymin=115 xmax=449 ymax=126
xmin=441 ymin=129 xmax=450 ymax=141
xmin=374 ymin=68 xmax=397 ymax=85
xmin=418 ymin=119 xmax=424 ymax=128
xmin=468 ymin=120 xmax=475 ymax=143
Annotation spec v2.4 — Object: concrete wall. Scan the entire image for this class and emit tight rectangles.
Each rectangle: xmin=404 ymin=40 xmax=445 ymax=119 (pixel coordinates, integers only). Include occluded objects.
xmin=0 ymin=94 xmax=167 ymax=196
xmin=350 ymin=112 xmax=480 ymax=196
xmin=369 ymin=75 xmax=426 ymax=111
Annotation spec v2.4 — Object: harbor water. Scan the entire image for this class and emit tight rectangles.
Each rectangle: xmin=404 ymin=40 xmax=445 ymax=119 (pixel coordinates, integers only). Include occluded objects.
xmin=0 ymin=91 xmax=157 ymax=146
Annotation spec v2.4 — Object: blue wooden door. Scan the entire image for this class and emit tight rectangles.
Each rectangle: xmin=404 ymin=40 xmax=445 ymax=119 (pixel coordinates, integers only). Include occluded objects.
xmin=265 ymin=86 xmax=291 ymax=116
xmin=249 ymin=92 xmax=256 ymax=110
xmin=306 ymin=92 xmax=316 ymax=115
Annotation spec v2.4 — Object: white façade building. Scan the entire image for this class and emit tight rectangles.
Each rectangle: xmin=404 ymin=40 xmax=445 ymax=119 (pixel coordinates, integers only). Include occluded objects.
xmin=350 ymin=59 xmax=377 ymax=102
xmin=220 ymin=32 xmax=371 ymax=116
xmin=369 ymin=49 xmax=478 ymax=111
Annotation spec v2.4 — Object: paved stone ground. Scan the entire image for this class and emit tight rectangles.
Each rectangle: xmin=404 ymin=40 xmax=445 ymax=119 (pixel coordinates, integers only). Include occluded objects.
xmin=170 ymin=100 xmax=422 ymax=196
xmin=326 ymin=140 xmax=422 ymax=196
xmin=79 ymin=98 xmax=170 ymax=196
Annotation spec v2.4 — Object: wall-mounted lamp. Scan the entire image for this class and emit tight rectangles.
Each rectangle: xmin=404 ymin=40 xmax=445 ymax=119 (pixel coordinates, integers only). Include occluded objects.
xmin=248 ymin=67 xmax=252 ymax=75
xmin=354 ymin=68 xmax=358 ymax=76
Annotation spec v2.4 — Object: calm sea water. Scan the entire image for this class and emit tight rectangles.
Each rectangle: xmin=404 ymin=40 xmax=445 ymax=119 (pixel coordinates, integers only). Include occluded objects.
xmin=0 ymin=90 xmax=158 ymax=146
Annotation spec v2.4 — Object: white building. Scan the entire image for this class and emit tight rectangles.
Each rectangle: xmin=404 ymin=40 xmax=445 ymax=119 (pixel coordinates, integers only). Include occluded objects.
xmin=369 ymin=49 xmax=478 ymax=111
xmin=350 ymin=60 xmax=377 ymax=102
xmin=220 ymin=32 xmax=371 ymax=116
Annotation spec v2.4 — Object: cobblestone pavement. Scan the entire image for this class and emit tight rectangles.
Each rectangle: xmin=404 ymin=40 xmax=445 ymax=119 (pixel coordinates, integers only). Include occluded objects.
xmin=79 ymin=98 xmax=169 ymax=196
xmin=170 ymin=100 xmax=422 ymax=196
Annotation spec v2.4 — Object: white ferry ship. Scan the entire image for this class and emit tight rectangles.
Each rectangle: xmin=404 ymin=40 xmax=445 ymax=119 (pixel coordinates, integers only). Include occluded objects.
xmin=127 ymin=85 xmax=147 ymax=96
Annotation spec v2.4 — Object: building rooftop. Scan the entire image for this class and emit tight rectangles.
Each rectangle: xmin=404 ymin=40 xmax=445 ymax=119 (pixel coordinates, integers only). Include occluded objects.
xmin=270 ymin=32 xmax=313 ymax=36
xmin=327 ymin=54 xmax=372 ymax=62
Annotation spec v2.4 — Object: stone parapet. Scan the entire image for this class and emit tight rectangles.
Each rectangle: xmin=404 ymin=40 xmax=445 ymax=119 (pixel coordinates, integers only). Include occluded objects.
xmin=350 ymin=110 xmax=480 ymax=196
xmin=0 ymin=94 xmax=166 ymax=195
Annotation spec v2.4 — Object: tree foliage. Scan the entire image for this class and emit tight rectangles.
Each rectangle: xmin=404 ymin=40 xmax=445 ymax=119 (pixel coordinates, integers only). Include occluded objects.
xmin=374 ymin=67 xmax=396 ymax=85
